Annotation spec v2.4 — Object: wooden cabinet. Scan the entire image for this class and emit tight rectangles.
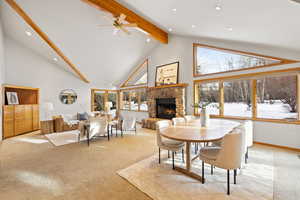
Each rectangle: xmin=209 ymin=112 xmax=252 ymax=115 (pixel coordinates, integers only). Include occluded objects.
xmin=2 ymin=85 xmax=40 ymax=139
xmin=3 ymin=105 xmax=15 ymax=138
xmin=3 ymin=104 xmax=40 ymax=138
xmin=32 ymin=104 xmax=40 ymax=130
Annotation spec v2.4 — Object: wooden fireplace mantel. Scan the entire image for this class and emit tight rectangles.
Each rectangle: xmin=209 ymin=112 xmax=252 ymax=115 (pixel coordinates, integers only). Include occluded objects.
xmin=148 ymin=83 xmax=188 ymax=89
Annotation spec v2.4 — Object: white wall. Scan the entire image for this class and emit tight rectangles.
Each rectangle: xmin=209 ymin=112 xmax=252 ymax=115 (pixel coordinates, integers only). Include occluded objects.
xmin=0 ymin=18 xmax=5 ymax=141
xmin=145 ymin=35 xmax=300 ymax=149
xmin=4 ymin=38 xmax=95 ymax=120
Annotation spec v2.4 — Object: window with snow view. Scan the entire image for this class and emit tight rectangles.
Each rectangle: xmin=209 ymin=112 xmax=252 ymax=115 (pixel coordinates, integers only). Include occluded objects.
xmin=196 ymin=82 xmax=220 ymax=115
xmin=256 ymin=75 xmax=298 ymax=120
xmin=223 ymin=80 xmax=252 ymax=118
xmin=193 ymin=44 xmax=287 ymax=76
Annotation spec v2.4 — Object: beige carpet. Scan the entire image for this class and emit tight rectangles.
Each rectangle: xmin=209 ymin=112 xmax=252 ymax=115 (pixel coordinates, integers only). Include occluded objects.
xmin=45 ymin=131 xmax=84 ymax=146
xmin=118 ymin=147 xmax=274 ymax=200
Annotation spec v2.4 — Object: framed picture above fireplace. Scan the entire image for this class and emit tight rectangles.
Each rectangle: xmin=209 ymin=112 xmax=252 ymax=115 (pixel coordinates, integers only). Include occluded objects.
xmin=155 ymin=62 xmax=179 ymax=86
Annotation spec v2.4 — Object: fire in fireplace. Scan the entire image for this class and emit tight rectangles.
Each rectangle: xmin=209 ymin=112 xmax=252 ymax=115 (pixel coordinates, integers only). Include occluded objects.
xmin=156 ymin=98 xmax=176 ymax=119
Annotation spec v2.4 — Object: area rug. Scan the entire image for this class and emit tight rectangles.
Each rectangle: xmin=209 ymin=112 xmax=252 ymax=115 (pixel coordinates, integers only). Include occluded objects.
xmin=118 ymin=147 xmax=274 ymax=200
xmin=45 ymin=130 xmax=84 ymax=146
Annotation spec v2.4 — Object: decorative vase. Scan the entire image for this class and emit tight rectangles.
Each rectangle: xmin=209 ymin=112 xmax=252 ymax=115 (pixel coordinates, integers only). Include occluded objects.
xmin=200 ymin=108 xmax=210 ymax=127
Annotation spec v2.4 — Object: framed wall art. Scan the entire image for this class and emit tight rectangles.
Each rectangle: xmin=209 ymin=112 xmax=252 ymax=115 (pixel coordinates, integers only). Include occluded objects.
xmin=155 ymin=62 xmax=179 ymax=86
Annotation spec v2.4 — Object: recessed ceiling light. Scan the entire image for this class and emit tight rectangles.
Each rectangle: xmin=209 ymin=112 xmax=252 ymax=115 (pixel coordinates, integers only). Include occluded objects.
xmin=25 ymin=31 xmax=32 ymax=36
xmin=192 ymin=25 xmax=196 ymax=28
xmin=215 ymin=5 xmax=222 ymax=11
xmin=168 ymin=28 xmax=173 ymax=32
xmin=172 ymin=8 xmax=177 ymax=12
xmin=146 ymin=38 xmax=151 ymax=43
xmin=226 ymin=27 xmax=233 ymax=31
xmin=53 ymin=57 xmax=58 ymax=61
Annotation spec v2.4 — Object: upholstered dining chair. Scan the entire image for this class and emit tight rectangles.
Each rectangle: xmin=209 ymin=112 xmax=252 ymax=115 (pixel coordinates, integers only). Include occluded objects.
xmin=211 ymin=121 xmax=252 ymax=164
xmin=199 ymin=128 xmax=242 ymax=195
xmin=172 ymin=117 xmax=185 ymax=125
xmin=184 ymin=115 xmax=196 ymax=122
xmin=156 ymin=120 xmax=185 ymax=169
xmin=244 ymin=120 xmax=253 ymax=163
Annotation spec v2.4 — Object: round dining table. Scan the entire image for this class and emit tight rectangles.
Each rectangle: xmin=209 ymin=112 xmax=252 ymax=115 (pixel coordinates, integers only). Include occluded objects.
xmin=160 ymin=118 xmax=240 ymax=182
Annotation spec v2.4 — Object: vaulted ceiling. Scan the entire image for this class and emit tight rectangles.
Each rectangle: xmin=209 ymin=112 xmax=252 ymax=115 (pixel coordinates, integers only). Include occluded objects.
xmin=119 ymin=0 xmax=300 ymax=52
xmin=1 ymin=0 xmax=300 ymax=87
xmin=0 ymin=0 xmax=159 ymax=87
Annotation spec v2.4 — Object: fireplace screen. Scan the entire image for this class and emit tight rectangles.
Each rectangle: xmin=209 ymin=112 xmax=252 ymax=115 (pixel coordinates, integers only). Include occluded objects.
xmin=156 ymin=98 xmax=176 ymax=119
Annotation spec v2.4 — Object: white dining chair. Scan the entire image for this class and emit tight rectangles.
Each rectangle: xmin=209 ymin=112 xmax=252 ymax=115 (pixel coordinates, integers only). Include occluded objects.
xmin=172 ymin=117 xmax=185 ymax=125
xmin=244 ymin=120 xmax=253 ymax=163
xmin=199 ymin=127 xmax=242 ymax=195
xmin=184 ymin=115 xmax=196 ymax=122
xmin=156 ymin=120 xmax=185 ymax=169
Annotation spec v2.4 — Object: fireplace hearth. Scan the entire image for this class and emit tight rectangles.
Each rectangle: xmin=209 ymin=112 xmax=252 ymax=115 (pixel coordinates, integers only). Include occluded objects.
xmin=156 ymin=98 xmax=176 ymax=119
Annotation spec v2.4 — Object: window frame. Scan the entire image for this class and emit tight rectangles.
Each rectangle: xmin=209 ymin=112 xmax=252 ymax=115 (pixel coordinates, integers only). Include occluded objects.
xmin=91 ymin=89 xmax=119 ymax=114
xmin=120 ymin=59 xmax=149 ymax=88
xmin=194 ymin=72 xmax=300 ymax=125
xmin=193 ymin=43 xmax=297 ymax=77
xmin=119 ymin=86 xmax=148 ymax=112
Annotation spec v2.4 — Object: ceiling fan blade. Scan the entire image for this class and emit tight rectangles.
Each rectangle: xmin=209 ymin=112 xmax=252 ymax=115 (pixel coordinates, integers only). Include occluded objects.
xmin=101 ymin=12 xmax=115 ymax=23
xmin=120 ymin=26 xmax=130 ymax=35
xmin=122 ymin=23 xmax=137 ymax=27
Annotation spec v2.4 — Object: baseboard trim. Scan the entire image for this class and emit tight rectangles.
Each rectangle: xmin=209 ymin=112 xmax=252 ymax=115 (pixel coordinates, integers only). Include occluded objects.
xmin=254 ymin=141 xmax=300 ymax=152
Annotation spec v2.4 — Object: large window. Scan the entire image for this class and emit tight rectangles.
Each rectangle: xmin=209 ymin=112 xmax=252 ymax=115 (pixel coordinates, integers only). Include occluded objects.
xmin=93 ymin=91 xmax=105 ymax=111
xmin=224 ymin=80 xmax=252 ymax=117
xmin=92 ymin=89 xmax=119 ymax=118
xmin=121 ymin=59 xmax=148 ymax=87
xmin=194 ymin=74 xmax=300 ymax=123
xmin=193 ymin=44 xmax=293 ymax=76
xmin=256 ymin=76 xmax=298 ymax=120
xmin=121 ymin=91 xmax=130 ymax=110
xmin=195 ymin=82 xmax=220 ymax=115
xmin=120 ymin=87 xmax=148 ymax=112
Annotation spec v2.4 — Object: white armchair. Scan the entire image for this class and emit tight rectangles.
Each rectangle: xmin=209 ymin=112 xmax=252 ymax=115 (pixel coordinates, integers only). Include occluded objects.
xmin=156 ymin=120 xmax=185 ymax=169
xmin=199 ymin=127 xmax=243 ymax=195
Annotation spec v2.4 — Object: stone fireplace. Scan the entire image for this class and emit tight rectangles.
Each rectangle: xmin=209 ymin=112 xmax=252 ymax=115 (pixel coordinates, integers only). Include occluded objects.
xmin=147 ymin=84 xmax=187 ymax=118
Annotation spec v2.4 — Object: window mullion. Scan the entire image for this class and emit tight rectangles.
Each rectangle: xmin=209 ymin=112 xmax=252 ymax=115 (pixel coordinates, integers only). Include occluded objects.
xmin=252 ymin=80 xmax=257 ymax=119
xmin=194 ymin=83 xmax=199 ymax=115
xmin=219 ymin=82 xmax=224 ymax=116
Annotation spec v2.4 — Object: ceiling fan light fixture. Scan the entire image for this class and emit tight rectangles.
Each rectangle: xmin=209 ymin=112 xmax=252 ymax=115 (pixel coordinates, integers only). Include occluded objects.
xmin=215 ymin=5 xmax=222 ymax=10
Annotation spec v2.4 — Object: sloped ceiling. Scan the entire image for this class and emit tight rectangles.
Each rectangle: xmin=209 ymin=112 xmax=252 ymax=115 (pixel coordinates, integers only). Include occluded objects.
xmin=119 ymin=0 xmax=300 ymax=52
xmin=2 ymin=0 xmax=300 ymax=88
xmin=0 ymin=0 xmax=159 ymax=88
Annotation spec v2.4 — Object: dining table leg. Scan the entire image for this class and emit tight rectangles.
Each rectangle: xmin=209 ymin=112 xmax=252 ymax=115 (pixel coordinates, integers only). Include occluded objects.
xmin=174 ymin=141 xmax=204 ymax=183
xmin=186 ymin=142 xmax=191 ymax=171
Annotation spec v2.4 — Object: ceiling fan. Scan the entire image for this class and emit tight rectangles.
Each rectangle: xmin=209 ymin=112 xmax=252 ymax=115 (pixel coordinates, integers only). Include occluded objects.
xmin=99 ymin=13 xmax=138 ymax=35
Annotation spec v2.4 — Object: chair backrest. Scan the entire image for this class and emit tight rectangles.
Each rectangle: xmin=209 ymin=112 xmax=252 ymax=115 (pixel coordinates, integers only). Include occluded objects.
xmin=215 ymin=128 xmax=243 ymax=169
xmin=156 ymin=120 xmax=172 ymax=146
xmin=244 ymin=120 xmax=253 ymax=147
xmin=123 ymin=117 xmax=136 ymax=130
xmin=184 ymin=115 xmax=196 ymax=122
xmin=89 ymin=117 xmax=107 ymax=138
xmin=172 ymin=117 xmax=185 ymax=126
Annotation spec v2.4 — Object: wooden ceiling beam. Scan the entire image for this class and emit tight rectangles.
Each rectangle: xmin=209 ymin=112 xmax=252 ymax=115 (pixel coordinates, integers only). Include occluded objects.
xmin=82 ymin=0 xmax=168 ymax=44
xmin=5 ymin=0 xmax=90 ymax=83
